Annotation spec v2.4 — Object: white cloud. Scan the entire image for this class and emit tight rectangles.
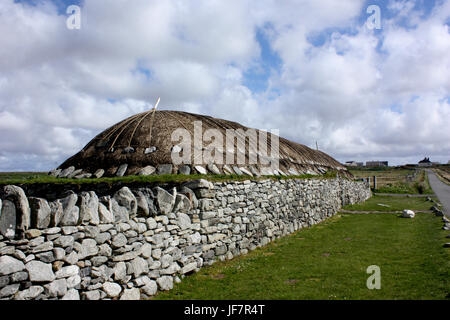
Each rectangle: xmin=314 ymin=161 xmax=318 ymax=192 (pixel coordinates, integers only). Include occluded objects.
xmin=0 ymin=0 xmax=449 ymax=171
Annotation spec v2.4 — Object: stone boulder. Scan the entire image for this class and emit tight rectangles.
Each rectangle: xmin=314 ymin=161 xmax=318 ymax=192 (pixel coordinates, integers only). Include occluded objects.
xmin=78 ymin=191 xmax=100 ymax=225
xmin=402 ymin=209 xmax=415 ymax=218
xmin=113 ymin=187 xmax=137 ymax=219
xmin=3 ymin=185 xmax=31 ymax=234
xmin=0 ymin=200 xmax=16 ymax=239
xmin=59 ymin=192 xmax=79 ymax=226
xmin=28 ymin=197 xmax=51 ymax=229
xmin=153 ymin=187 xmax=176 ymax=215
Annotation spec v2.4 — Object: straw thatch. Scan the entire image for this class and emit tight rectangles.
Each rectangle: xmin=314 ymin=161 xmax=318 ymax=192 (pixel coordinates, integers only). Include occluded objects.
xmin=56 ymin=110 xmax=350 ymax=178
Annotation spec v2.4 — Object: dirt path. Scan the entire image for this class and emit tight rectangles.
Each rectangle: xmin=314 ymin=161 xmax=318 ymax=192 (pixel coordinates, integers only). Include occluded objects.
xmin=426 ymin=169 xmax=450 ymax=218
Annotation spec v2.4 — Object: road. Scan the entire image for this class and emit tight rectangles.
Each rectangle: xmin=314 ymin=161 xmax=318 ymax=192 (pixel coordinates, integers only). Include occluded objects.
xmin=426 ymin=169 xmax=450 ymax=218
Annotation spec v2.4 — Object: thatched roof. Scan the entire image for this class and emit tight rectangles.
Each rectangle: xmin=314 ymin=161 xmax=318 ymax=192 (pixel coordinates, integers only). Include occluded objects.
xmin=55 ymin=110 xmax=349 ymax=178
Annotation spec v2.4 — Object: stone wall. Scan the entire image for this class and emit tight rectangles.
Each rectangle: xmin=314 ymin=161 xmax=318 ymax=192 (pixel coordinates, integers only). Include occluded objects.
xmin=0 ymin=177 xmax=370 ymax=300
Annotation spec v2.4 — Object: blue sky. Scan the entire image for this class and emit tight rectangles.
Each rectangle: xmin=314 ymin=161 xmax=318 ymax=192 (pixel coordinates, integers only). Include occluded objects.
xmin=1 ymin=0 xmax=449 ymax=170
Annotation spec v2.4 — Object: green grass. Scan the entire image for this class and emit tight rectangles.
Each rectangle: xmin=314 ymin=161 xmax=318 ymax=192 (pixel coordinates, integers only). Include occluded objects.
xmin=152 ymin=213 xmax=449 ymax=300
xmin=342 ymin=195 xmax=436 ymax=212
xmin=349 ymin=168 xmax=434 ymax=194
xmin=0 ymin=171 xmax=338 ymax=186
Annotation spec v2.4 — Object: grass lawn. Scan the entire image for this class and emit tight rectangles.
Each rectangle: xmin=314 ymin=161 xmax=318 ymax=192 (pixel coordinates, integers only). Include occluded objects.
xmin=342 ymin=194 xmax=436 ymax=212
xmin=152 ymin=213 xmax=449 ymax=300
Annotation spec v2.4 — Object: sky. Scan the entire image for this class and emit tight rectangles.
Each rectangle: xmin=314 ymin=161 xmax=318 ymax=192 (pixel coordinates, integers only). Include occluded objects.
xmin=0 ymin=0 xmax=449 ymax=171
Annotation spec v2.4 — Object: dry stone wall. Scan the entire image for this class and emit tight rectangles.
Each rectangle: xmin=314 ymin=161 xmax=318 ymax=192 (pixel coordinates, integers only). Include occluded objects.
xmin=0 ymin=178 xmax=370 ymax=300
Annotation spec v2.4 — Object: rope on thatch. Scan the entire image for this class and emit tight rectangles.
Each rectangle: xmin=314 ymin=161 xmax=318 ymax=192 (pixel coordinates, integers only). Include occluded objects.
xmin=145 ymin=97 xmax=160 ymax=149
xmin=127 ymin=101 xmax=158 ymax=148
xmin=101 ymin=113 xmax=143 ymax=149
xmin=108 ymin=116 xmax=141 ymax=152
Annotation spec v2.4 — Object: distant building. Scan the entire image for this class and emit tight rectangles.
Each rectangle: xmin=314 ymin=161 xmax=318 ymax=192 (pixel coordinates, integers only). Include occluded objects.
xmin=345 ymin=161 xmax=364 ymax=167
xmin=418 ymin=157 xmax=432 ymax=167
xmin=366 ymin=161 xmax=388 ymax=167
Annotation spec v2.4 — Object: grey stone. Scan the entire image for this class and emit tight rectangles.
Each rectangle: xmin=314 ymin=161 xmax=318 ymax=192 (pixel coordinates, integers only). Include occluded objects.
xmin=83 ymin=290 xmax=101 ymax=300
xmin=49 ymin=168 xmax=62 ymax=177
xmin=160 ymin=254 xmax=173 ymax=269
xmin=142 ymin=280 xmax=157 ymax=296
xmin=53 ymin=247 xmax=66 ymax=260
xmin=55 ymin=265 xmax=79 ymax=278
xmin=173 ymin=194 xmax=191 ymax=213
xmin=157 ymin=164 xmax=173 ymax=175
xmin=120 ymin=287 xmax=140 ymax=300
xmin=49 ymin=201 xmax=63 ymax=227
xmin=134 ymin=275 xmax=151 ymax=287
xmin=67 ymin=169 xmax=82 ymax=179
xmin=91 ymin=256 xmax=108 ymax=267
xmin=114 ymin=262 xmax=127 ymax=281
xmin=139 ymin=243 xmax=152 ymax=258
xmin=78 ymin=239 xmax=99 ymax=259
xmin=84 ymin=225 xmax=100 ymax=238
xmin=112 ymin=251 xmax=139 ymax=262
xmin=177 ymin=212 xmax=191 ymax=230
xmin=32 ymin=241 xmax=53 ymax=253
xmin=66 ymin=275 xmax=81 ymax=288
xmin=249 ymin=166 xmax=261 ymax=177
xmin=116 ymin=164 xmax=128 ymax=177
xmin=95 ymin=232 xmax=111 ymax=244
xmin=61 ymin=288 xmax=80 ymax=300
xmin=26 ymin=260 xmax=55 ymax=282
xmin=75 ymin=173 xmax=92 ymax=179
xmin=44 ymin=279 xmax=67 ymax=297
xmin=178 ymin=165 xmax=191 ymax=175
xmin=156 ymin=276 xmax=173 ymax=291
xmin=113 ymin=187 xmax=137 ymax=220
xmin=0 ymin=256 xmax=25 ymax=275
xmin=239 ymin=167 xmax=253 ymax=176
xmin=58 ymin=166 xmax=75 ymax=178
xmin=25 ymin=229 xmax=42 ymax=238
xmin=103 ymin=282 xmax=122 ymax=297
xmin=207 ymin=163 xmax=221 ymax=174
xmin=135 ymin=191 xmax=157 ymax=219
xmin=3 ymin=185 xmax=31 ymax=234
xmin=29 ymin=197 xmax=51 ymax=229
xmin=62 ymin=226 xmax=78 ymax=235
xmin=0 ymin=246 xmax=15 ymax=255
xmin=43 ymin=227 xmax=61 ymax=235
xmin=0 ymin=275 xmax=9 ymax=288
xmin=223 ymin=165 xmax=234 ymax=175
xmin=54 ymin=235 xmax=75 ymax=248
xmin=59 ymin=193 xmax=79 ymax=226
xmin=94 ymin=169 xmax=105 ymax=179
xmin=181 ymin=262 xmax=198 ymax=274
xmin=182 ymin=179 xmax=213 ymax=190
xmin=36 ymin=251 xmax=55 ymax=263
xmin=98 ymin=243 xmax=112 ymax=257
xmin=0 ymin=199 xmax=16 ymax=239
xmin=138 ymin=165 xmax=156 ymax=176
xmin=14 ymin=286 xmax=44 ymax=300
xmin=98 ymin=202 xmax=115 ymax=224
xmin=78 ymin=191 xmax=100 ymax=225
xmin=146 ymin=217 xmax=157 ymax=229
xmin=154 ymin=187 xmax=176 ymax=214
xmin=232 ymin=166 xmax=243 ymax=175
xmin=10 ymin=271 xmax=28 ymax=282
xmin=194 ymin=165 xmax=207 ymax=175
xmin=112 ymin=233 xmax=127 ymax=248
xmin=199 ymin=199 xmax=214 ymax=211
xmin=0 ymin=283 xmax=20 ymax=298
xmin=63 ymin=251 xmax=79 ymax=265
xmin=127 ymin=257 xmax=148 ymax=278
